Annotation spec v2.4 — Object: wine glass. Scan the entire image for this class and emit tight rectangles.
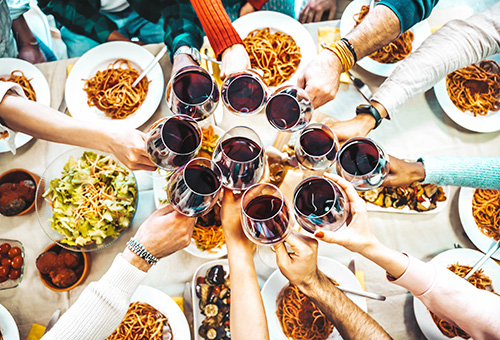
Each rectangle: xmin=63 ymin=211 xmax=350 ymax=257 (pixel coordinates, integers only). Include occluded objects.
xmin=221 ymin=69 xmax=268 ymax=116
xmin=241 ymin=183 xmax=292 ymax=246
xmin=145 ymin=114 xmax=202 ymax=171
xmin=295 ymin=123 xmax=339 ymax=171
xmin=166 ymin=158 xmax=222 ymax=217
xmin=265 ymin=85 xmax=312 ymax=132
xmin=212 ymin=126 xmax=265 ymax=192
xmin=165 ymin=65 xmax=219 ymax=123
xmin=336 ymin=137 xmax=390 ymax=191
xmin=293 ymin=176 xmax=350 ymax=233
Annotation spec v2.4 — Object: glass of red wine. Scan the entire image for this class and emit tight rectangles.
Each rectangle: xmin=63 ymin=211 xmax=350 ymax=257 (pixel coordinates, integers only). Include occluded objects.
xmin=221 ymin=69 xmax=268 ymax=116
xmin=293 ymin=176 xmax=350 ymax=234
xmin=241 ymin=183 xmax=292 ymax=246
xmin=295 ymin=123 xmax=339 ymax=171
xmin=265 ymin=85 xmax=312 ymax=132
xmin=336 ymin=137 xmax=390 ymax=191
xmin=212 ymin=126 xmax=265 ymax=192
xmin=165 ymin=65 xmax=219 ymax=122
xmin=166 ymin=158 xmax=222 ymax=217
xmin=145 ymin=114 xmax=202 ymax=171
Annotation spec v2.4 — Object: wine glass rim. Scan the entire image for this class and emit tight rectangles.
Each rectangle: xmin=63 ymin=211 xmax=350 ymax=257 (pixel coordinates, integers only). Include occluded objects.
xmin=181 ymin=158 xmax=223 ymax=196
xmin=266 ymin=92 xmax=303 ymax=131
xmin=223 ymin=72 xmax=267 ymax=115
xmin=159 ymin=114 xmax=203 ymax=156
xmin=298 ymin=123 xmax=338 ymax=157
xmin=293 ymin=176 xmax=337 ymax=219
xmin=241 ymin=183 xmax=286 ymax=221
xmin=337 ymin=137 xmax=382 ymax=177
xmin=170 ymin=65 xmax=218 ymax=107
xmin=218 ymin=126 xmax=264 ymax=164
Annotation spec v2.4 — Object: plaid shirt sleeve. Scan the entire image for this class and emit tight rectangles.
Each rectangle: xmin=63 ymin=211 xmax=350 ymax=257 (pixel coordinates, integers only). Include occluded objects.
xmin=162 ymin=0 xmax=204 ymax=61
xmin=38 ymin=0 xmax=117 ymax=43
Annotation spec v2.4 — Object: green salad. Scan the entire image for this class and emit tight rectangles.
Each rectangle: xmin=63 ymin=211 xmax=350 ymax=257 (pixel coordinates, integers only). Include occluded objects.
xmin=43 ymin=152 xmax=137 ymax=247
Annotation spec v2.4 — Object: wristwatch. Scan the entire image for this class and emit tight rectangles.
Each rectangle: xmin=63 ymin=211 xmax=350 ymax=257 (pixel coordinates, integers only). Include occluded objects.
xmin=173 ymin=46 xmax=201 ymax=65
xmin=355 ymin=104 xmax=383 ymax=129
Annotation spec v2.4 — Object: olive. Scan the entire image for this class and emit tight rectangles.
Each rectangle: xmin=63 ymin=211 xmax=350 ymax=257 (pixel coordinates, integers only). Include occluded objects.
xmin=206 ymin=265 xmax=226 ymax=286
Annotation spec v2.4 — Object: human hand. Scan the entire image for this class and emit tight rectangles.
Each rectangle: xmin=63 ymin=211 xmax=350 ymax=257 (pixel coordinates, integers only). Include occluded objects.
xmin=239 ymin=2 xmax=256 ymax=17
xmin=106 ymin=30 xmax=130 ymax=42
xmin=220 ymin=44 xmax=251 ymax=80
xmin=297 ymin=49 xmax=343 ymax=108
xmin=107 ymin=128 xmax=156 ymax=171
xmin=383 ymin=156 xmax=425 ymax=187
xmin=221 ymin=190 xmax=255 ymax=252
xmin=17 ymin=44 xmax=46 ymax=64
xmin=299 ymin=0 xmax=337 ymax=23
xmin=171 ymin=50 xmax=198 ymax=79
xmin=324 ymin=114 xmax=375 ymax=143
xmin=275 ymin=233 xmax=320 ymax=289
xmin=314 ymin=173 xmax=379 ymax=255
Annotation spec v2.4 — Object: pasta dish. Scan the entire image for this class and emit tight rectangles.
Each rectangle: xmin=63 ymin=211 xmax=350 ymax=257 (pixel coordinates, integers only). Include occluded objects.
xmin=353 ymin=5 xmax=414 ymax=63
xmin=243 ymin=28 xmax=301 ymax=87
xmin=277 ymin=281 xmax=337 ymax=340
xmin=430 ymin=262 xmax=495 ymax=339
xmin=193 ymin=203 xmax=225 ymax=252
xmin=446 ymin=60 xmax=500 ymax=117
xmin=0 ymin=70 xmax=37 ymax=101
xmin=472 ymin=189 xmax=500 ymax=241
xmin=106 ymin=302 xmax=172 ymax=340
xmin=83 ymin=59 xmax=149 ymax=119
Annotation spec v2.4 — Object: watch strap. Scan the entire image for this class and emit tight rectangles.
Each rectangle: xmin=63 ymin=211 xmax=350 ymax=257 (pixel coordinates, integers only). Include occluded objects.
xmin=356 ymin=104 xmax=383 ymax=129
xmin=173 ymin=46 xmax=201 ymax=65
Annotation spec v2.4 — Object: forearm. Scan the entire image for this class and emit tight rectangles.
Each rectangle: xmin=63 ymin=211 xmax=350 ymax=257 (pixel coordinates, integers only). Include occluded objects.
xmin=298 ymin=271 xmax=391 ymax=340
xmin=359 ymin=241 xmax=409 ymax=280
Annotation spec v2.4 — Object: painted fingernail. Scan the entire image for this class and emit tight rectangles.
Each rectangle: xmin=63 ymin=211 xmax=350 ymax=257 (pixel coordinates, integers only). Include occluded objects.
xmin=315 ymin=231 xmax=324 ymax=238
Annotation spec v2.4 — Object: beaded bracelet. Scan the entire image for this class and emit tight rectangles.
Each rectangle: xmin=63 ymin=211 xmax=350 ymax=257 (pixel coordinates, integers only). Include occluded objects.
xmin=340 ymin=38 xmax=358 ymax=63
xmin=126 ymin=238 xmax=159 ymax=266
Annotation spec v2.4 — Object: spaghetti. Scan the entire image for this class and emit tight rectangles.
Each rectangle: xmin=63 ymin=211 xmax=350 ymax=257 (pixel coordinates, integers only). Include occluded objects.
xmin=83 ymin=59 xmax=149 ymax=119
xmin=106 ymin=302 xmax=172 ymax=340
xmin=472 ymin=189 xmax=500 ymax=241
xmin=243 ymin=28 xmax=302 ymax=87
xmin=446 ymin=60 xmax=500 ymax=117
xmin=193 ymin=203 xmax=224 ymax=252
xmin=277 ymin=283 xmax=337 ymax=340
xmin=430 ymin=263 xmax=494 ymax=339
xmin=0 ymin=70 xmax=37 ymax=101
xmin=353 ymin=5 xmax=414 ymax=63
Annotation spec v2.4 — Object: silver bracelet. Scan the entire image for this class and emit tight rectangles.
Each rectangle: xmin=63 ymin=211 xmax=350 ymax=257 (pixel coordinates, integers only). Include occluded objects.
xmin=126 ymin=238 xmax=159 ymax=266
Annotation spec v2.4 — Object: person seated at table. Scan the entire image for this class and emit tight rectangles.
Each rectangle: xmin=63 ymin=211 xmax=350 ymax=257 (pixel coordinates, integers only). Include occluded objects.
xmin=0 ymin=80 xmax=156 ymax=171
xmin=313 ymin=173 xmax=500 ymax=340
xmin=298 ymin=0 xmax=439 ymax=110
xmin=383 ymin=155 xmax=500 ymax=189
xmin=41 ymin=204 xmax=195 ymax=340
xmin=326 ymin=3 xmax=500 ymax=142
xmin=0 ymin=0 xmax=56 ymax=63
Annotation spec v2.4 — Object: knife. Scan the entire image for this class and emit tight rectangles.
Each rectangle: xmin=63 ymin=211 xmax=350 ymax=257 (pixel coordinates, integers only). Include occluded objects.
xmin=43 ymin=309 xmax=61 ymax=335
xmin=346 ymin=71 xmax=373 ymax=103
xmin=132 ymin=45 xmax=168 ymax=87
xmin=183 ymin=281 xmax=194 ymax=340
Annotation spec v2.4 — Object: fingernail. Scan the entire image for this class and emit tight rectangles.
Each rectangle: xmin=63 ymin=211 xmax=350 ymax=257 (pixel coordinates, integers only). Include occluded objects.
xmin=315 ymin=231 xmax=324 ymax=238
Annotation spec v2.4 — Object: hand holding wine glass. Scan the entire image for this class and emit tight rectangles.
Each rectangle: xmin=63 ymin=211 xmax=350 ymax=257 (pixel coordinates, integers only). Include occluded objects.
xmin=220 ymin=190 xmax=255 ymax=252
xmin=221 ymin=69 xmax=267 ymax=115
xmin=265 ymin=85 xmax=312 ymax=132
xmin=295 ymin=123 xmax=339 ymax=171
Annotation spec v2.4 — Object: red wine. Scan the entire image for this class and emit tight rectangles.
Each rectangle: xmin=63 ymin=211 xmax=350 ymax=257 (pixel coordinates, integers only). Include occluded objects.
xmin=294 ymin=178 xmax=335 ymax=217
xmin=299 ymin=126 xmax=337 ymax=160
xmin=221 ymin=136 xmax=261 ymax=162
xmin=162 ymin=118 xmax=200 ymax=154
xmin=173 ymin=70 xmax=213 ymax=105
xmin=244 ymin=195 xmax=289 ymax=244
xmin=339 ymin=140 xmax=379 ymax=176
xmin=184 ymin=164 xmax=220 ymax=195
xmin=227 ymin=75 xmax=264 ymax=113
xmin=266 ymin=94 xmax=300 ymax=129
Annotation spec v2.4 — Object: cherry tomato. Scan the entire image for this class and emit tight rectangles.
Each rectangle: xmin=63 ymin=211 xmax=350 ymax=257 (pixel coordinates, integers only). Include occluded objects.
xmin=0 ymin=276 xmax=7 ymax=283
xmin=8 ymin=269 xmax=20 ymax=280
xmin=1 ymin=258 xmax=11 ymax=267
xmin=8 ymin=247 xmax=22 ymax=259
xmin=0 ymin=265 xmax=10 ymax=277
xmin=11 ymin=256 xmax=23 ymax=269
xmin=0 ymin=243 xmax=11 ymax=255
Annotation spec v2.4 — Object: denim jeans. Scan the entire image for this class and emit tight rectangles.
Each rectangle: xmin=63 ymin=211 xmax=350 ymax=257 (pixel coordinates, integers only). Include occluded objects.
xmin=61 ymin=6 xmax=165 ymax=58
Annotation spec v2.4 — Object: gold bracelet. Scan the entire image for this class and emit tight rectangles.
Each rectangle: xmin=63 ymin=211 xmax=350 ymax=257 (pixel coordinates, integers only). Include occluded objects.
xmin=322 ymin=40 xmax=355 ymax=72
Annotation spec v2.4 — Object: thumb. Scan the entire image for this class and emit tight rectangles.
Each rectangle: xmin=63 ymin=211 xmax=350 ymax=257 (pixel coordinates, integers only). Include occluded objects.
xmin=274 ymin=241 xmax=291 ymax=268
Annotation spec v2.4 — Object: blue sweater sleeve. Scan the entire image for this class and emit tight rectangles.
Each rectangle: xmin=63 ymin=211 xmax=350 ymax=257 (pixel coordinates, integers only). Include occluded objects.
xmin=377 ymin=0 xmax=439 ymax=33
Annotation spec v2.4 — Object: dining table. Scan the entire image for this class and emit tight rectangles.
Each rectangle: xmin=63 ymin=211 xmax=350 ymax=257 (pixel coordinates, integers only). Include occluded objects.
xmin=1 ymin=9 xmax=500 ymax=340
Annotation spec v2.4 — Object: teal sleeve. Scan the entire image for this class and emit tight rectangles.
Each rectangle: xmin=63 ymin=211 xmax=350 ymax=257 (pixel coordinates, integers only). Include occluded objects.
xmin=378 ymin=0 xmax=439 ymax=33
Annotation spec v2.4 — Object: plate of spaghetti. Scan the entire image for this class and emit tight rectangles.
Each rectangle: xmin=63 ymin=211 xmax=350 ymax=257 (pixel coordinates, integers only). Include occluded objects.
xmin=107 ymin=285 xmax=190 ymax=339
xmin=434 ymin=55 xmax=500 ymax=133
xmin=340 ymin=0 xmax=431 ymax=77
xmin=0 ymin=303 xmax=19 ymax=340
xmin=413 ymin=248 xmax=500 ymax=340
xmin=459 ymin=187 xmax=500 ymax=260
xmin=232 ymin=11 xmax=316 ymax=88
xmin=262 ymin=256 xmax=367 ymax=340
xmin=65 ymin=41 xmax=163 ymax=129
xmin=0 ymin=58 xmax=51 ymax=153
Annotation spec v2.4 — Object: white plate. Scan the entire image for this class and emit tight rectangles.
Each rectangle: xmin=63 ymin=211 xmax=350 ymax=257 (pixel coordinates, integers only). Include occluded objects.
xmin=340 ymin=0 xmax=431 ymax=77
xmin=130 ymin=285 xmax=190 ymax=339
xmin=413 ymin=248 xmax=500 ymax=340
xmin=192 ymin=259 xmax=229 ymax=340
xmin=261 ymin=256 xmax=367 ymax=340
xmin=459 ymin=187 xmax=500 ymax=260
xmin=232 ymin=11 xmax=317 ymax=87
xmin=0 ymin=303 xmax=19 ymax=340
xmin=434 ymin=54 xmax=500 ymax=133
xmin=65 ymin=41 xmax=163 ymax=129
xmin=0 ymin=58 xmax=51 ymax=153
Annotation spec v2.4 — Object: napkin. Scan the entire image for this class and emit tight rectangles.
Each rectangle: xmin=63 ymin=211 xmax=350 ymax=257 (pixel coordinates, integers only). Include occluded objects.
xmin=173 ymin=296 xmax=184 ymax=312
xmin=26 ymin=324 xmax=46 ymax=340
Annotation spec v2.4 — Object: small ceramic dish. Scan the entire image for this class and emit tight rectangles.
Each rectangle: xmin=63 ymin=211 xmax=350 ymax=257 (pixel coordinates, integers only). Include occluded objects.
xmin=0 ymin=168 xmax=39 ymax=216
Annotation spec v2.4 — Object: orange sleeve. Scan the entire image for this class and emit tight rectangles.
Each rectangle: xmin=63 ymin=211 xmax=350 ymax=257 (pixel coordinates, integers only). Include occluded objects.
xmin=190 ymin=0 xmax=243 ymax=59
xmin=247 ymin=0 xmax=268 ymax=10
